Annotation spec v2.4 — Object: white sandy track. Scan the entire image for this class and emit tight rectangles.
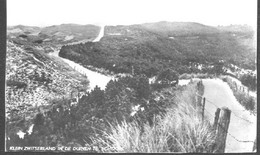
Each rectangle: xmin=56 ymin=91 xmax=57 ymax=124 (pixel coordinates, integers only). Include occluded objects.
xmin=49 ymin=49 xmax=114 ymax=90
xmin=60 ymin=57 xmax=114 ymax=90
xmin=49 ymin=25 xmax=114 ymax=90
xmin=202 ymin=78 xmax=256 ymax=153
xmin=93 ymin=25 xmax=105 ymax=42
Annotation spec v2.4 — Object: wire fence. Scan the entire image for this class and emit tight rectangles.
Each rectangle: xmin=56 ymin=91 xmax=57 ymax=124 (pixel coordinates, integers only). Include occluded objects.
xmin=203 ymin=108 xmax=255 ymax=144
xmin=195 ymin=93 xmax=256 ymax=144
xmin=195 ymin=93 xmax=254 ymax=124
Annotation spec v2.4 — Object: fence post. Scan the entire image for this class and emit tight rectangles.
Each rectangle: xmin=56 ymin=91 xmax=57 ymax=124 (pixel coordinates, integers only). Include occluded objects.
xmin=215 ymin=107 xmax=231 ymax=153
xmin=202 ymin=97 xmax=206 ymax=121
xmin=213 ymin=108 xmax=221 ymax=130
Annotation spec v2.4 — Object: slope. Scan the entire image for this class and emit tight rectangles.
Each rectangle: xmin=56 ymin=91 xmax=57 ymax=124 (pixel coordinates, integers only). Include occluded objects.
xmin=59 ymin=22 xmax=256 ymax=78
xmin=7 ymin=24 xmax=101 ymax=45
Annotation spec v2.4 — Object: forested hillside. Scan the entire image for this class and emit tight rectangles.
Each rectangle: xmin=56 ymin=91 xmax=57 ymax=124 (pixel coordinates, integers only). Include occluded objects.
xmin=59 ymin=22 xmax=256 ymax=78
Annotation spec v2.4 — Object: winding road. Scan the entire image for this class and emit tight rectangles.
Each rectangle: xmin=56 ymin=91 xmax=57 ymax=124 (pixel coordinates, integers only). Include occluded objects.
xmin=49 ymin=25 xmax=114 ymax=90
xmin=202 ymin=79 xmax=256 ymax=153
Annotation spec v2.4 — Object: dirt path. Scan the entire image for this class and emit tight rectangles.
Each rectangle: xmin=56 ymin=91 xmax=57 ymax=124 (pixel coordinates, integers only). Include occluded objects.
xmin=202 ymin=78 xmax=256 ymax=153
xmin=93 ymin=25 xmax=105 ymax=42
xmin=49 ymin=50 xmax=114 ymax=90
xmin=48 ymin=25 xmax=115 ymax=90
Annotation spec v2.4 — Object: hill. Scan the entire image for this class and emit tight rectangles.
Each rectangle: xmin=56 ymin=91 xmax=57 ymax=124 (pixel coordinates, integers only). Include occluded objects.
xmin=6 ymin=40 xmax=90 ymax=136
xmin=59 ymin=22 xmax=256 ymax=77
xmin=7 ymin=24 xmax=100 ymax=45
xmin=141 ymin=21 xmax=219 ymax=36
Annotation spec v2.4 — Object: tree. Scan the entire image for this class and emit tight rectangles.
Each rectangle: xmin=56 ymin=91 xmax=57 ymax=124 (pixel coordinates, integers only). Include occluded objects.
xmin=88 ymin=86 xmax=106 ymax=118
xmin=212 ymin=62 xmax=224 ymax=75
xmin=240 ymin=73 xmax=257 ymax=91
xmin=136 ymin=75 xmax=151 ymax=100
xmin=155 ymin=68 xmax=179 ymax=86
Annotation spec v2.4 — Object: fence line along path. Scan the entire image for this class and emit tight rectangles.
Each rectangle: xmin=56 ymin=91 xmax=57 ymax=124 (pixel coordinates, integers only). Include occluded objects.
xmin=201 ymin=79 xmax=256 ymax=153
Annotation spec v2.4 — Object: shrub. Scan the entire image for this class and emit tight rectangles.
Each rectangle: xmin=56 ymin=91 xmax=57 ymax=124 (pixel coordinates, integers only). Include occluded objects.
xmin=155 ymin=68 xmax=179 ymax=84
xmin=222 ymin=77 xmax=228 ymax=82
xmin=240 ymin=74 xmax=257 ymax=91
xmin=19 ymin=34 xmax=28 ymax=38
xmin=6 ymin=80 xmax=27 ymax=89
xmin=33 ymin=40 xmax=43 ymax=44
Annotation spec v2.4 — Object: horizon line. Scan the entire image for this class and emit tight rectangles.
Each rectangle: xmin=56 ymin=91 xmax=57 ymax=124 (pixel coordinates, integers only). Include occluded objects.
xmin=7 ymin=21 xmax=255 ymax=29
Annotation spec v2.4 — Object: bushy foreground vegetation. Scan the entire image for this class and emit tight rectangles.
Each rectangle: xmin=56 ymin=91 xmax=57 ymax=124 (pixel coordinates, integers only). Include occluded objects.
xmin=6 ymin=70 xmax=216 ymax=153
xmin=221 ymin=76 xmax=256 ymax=114
xmin=86 ymin=81 xmax=215 ymax=153
xmin=6 ymin=74 xmax=157 ymax=150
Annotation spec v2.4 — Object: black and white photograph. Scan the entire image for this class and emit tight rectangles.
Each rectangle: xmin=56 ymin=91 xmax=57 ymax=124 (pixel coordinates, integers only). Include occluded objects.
xmin=5 ymin=0 xmax=257 ymax=153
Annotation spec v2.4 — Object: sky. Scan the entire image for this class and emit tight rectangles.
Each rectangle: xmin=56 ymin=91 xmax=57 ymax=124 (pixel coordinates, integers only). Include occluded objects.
xmin=7 ymin=0 xmax=257 ymax=29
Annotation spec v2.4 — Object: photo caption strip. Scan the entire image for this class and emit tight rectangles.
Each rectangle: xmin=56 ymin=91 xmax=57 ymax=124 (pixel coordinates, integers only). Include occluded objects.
xmin=9 ymin=146 xmax=93 ymax=152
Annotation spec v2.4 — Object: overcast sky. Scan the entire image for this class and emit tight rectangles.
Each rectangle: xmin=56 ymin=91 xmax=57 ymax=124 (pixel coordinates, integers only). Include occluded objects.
xmin=7 ymin=0 xmax=257 ymax=29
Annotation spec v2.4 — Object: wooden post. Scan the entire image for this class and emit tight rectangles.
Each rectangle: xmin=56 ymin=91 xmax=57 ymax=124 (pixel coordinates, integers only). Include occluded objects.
xmin=202 ymin=97 xmax=206 ymax=121
xmin=197 ymin=94 xmax=202 ymax=106
xmin=213 ymin=108 xmax=221 ymax=130
xmin=215 ymin=107 xmax=231 ymax=153
xmin=253 ymin=138 xmax=257 ymax=152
